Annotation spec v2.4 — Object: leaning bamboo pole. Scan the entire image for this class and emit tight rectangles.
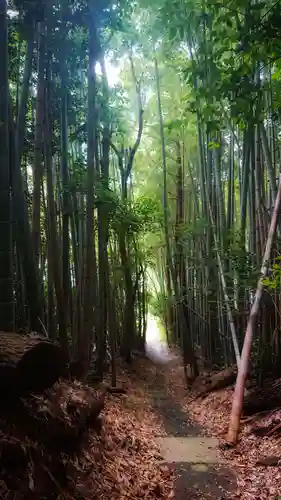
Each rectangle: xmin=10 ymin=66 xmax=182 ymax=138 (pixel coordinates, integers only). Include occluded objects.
xmin=226 ymin=173 xmax=281 ymax=445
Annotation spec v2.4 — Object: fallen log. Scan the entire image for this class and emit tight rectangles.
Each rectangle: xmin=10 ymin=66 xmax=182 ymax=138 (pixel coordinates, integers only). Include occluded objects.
xmin=194 ymin=365 xmax=237 ymax=398
xmin=244 ymin=378 xmax=281 ymax=415
xmin=28 ymin=393 xmax=105 ymax=453
xmin=0 ymin=380 xmax=105 ymax=497
xmin=0 ymin=332 xmax=68 ymax=399
xmin=5 ymin=382 xmax=105 ymax=455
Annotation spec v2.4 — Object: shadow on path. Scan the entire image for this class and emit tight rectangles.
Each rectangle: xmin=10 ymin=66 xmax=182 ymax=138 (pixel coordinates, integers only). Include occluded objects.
xmin=149 ymin=370 xmax=201 ymax=437
xmin=148 ymin=369 xmax=236 ymax=499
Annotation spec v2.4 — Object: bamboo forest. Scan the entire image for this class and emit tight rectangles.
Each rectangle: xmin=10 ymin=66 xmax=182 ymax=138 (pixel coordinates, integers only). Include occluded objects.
xmin=2 ymin=0 xmax=281 ymax=498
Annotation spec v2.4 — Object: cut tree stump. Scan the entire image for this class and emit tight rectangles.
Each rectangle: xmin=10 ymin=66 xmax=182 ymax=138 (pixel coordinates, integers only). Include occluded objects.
xmin=0 ymin=332 xmax=68 ymax=399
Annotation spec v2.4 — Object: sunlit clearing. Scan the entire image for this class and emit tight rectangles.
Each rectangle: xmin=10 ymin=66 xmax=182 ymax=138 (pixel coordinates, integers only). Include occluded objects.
xmin=145 ymin=313 xmax=177 ymax=364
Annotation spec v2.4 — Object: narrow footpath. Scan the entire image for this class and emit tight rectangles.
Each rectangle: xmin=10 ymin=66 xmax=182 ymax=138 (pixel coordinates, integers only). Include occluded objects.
xmin=148 ymin=368 xmax=237 ymax=499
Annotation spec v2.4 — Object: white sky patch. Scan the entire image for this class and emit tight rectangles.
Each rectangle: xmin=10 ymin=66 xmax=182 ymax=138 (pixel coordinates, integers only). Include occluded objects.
xmin=105 ymin=58 xmax=121 ymax=87
xmin=7 ymin=9 xmax=19 ymax=18
xmin=95 ymin=58 xmax=121 ymax=88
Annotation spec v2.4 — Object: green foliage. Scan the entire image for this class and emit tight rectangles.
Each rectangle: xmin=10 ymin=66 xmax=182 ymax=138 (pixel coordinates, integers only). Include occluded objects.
xmin=133 ymin=195 xmax=163 ymax=231
xmin=147 ymin=290 xmax=167 ymax=322
xmin=95 ymin=183 xmax=119 ymax=215
xmin=111 ymin=193 xmax=162 ymax=236
xmin=208 ymin=140 xmax=220 ymax=150
xmin=8 ymin=0 xmax=281 ymax=390
xmin=180 ymin=217 xmax=209 ymax=241
xmin=165 ymin=118 xmax=184 ymax=133
xmin=263 ymin=257 xmax=281 ymax=290
xmin=223 ymin=230 xmax=257 ymax=288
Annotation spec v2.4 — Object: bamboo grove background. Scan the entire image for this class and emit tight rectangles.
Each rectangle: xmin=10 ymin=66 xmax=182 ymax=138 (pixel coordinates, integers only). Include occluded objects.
xmin=0 ymin=0 xmax=281 ymax=384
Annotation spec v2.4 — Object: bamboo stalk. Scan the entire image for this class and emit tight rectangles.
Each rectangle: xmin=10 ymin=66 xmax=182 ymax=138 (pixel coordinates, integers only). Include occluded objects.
xmin=227 ymin=173 xmax=281 ymax=445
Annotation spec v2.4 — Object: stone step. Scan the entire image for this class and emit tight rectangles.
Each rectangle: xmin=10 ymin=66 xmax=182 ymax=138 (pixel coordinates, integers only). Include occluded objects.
xmin=156 ymin=436 xmax=220 ymax=464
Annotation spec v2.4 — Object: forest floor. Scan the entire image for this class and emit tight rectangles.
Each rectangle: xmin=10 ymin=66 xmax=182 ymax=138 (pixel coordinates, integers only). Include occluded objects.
xmin=146 ymin=365 xmax=236 ymax=499
xmin=124 ymin=355 xmax=281 ymax=500
xmin=159 ymin=361 xmax=281 ymax=500
xmin=2 ymin=356 xmax=281 ymax=499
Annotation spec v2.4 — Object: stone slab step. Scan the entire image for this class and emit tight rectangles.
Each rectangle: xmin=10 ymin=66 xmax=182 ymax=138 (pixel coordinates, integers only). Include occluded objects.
xmin=156 ymin=436 xmax=220 ymax=464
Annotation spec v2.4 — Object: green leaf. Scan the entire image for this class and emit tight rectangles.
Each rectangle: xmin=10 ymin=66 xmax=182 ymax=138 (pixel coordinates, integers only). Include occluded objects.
xmin=208 ymin=140 xmax=220 ymax=149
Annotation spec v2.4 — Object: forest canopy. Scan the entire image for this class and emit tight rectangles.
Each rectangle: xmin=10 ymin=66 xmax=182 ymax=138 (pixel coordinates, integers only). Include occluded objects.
xmin=0 ymin=0 xmax=281 ymax=387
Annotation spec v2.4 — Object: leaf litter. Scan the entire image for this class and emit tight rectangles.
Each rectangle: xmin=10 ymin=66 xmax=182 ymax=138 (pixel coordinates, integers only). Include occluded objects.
xmin=0 ymin=372 xmax=175 ymax=500
xmin=161 ymin=363 xmax=281 ymax=500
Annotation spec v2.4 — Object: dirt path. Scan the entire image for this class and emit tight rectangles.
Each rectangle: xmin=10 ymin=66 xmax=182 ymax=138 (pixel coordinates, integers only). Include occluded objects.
xmin=149 ymin=369 xmax=237 ymax=499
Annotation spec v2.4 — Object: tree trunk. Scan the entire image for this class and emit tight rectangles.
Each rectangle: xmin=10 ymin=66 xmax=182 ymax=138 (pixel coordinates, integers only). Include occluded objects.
xmin=11 ymin=30 xmax=44 ymax=333
xmin=32 ymin=22 xmax=45 ymax=266
xmin=60 ymin=0 xmax=71 ymax=319
xmin=44 ymin=66 xmax=69 ymax=357
xmin=77 ymin=7 xmax=98 ymax=378
xmin=0 ymin=0 xmax=14 ymax=331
